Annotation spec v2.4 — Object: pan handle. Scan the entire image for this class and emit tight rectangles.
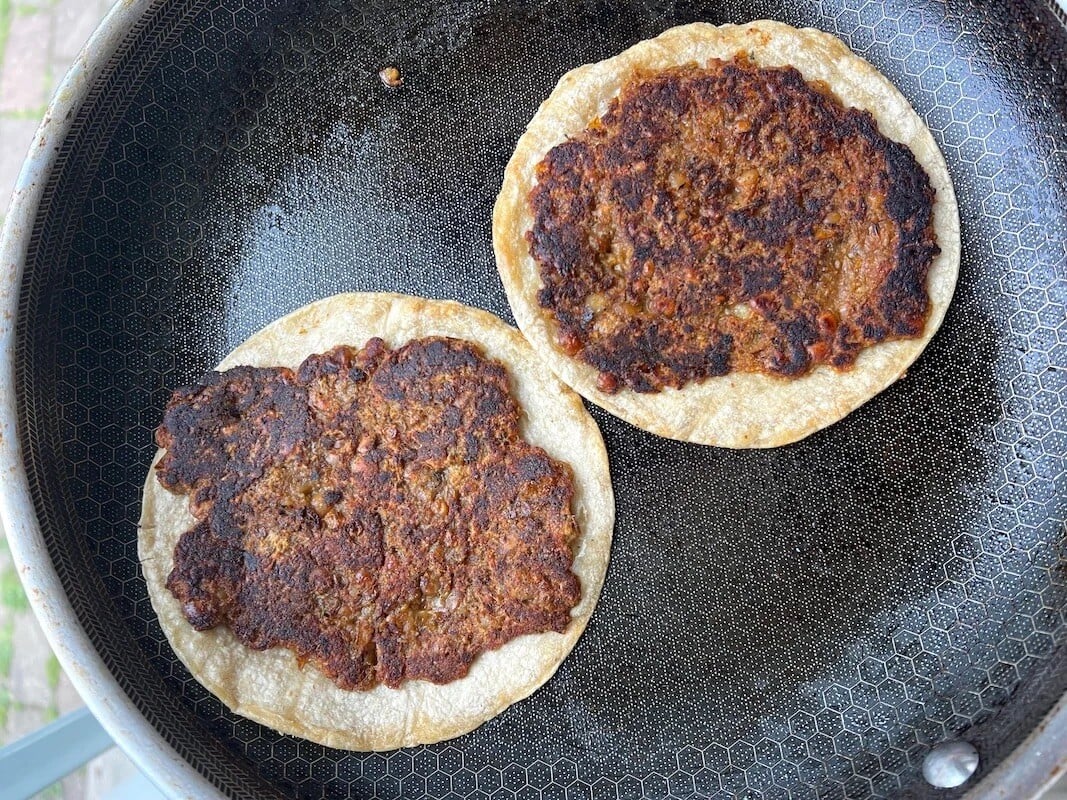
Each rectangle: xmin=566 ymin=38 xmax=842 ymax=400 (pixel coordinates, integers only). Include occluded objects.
xmin=0 ymin=707 xmax=112 ymax=799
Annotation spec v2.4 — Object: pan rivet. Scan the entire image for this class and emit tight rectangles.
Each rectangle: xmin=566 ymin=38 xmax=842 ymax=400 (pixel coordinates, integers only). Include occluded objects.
xmin=922 ymin=740 xmax=979 ymax=788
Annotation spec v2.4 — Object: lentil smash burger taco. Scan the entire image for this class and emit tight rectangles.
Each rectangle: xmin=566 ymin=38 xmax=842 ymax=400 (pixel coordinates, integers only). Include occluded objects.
xmin=139 ymin=293 xmax=614 ymax=750
xmin=494 ymin=20 xmax=961 ymax=448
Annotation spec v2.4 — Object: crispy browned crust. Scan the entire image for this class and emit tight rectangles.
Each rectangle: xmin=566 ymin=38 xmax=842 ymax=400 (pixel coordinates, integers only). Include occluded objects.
xmin=494 ymin=21 xmax=960 ymax=447
xmin=157 ymin=336 xmax=583 ymax=692
xmin=139 ymin=293 xmax=614 ymax=750
xmin=527 ymin=58 xmax=940 ymax=391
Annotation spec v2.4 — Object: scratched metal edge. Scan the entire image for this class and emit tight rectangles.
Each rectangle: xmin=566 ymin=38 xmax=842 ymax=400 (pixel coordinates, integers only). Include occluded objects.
xmin=0 ymin=0 xmax=225 ymax=798
xmin=10 ymin=0 xmax=283 ymax=795
xmin=963 ymin=691 xmax=1067 ymax=800
xmin=0 ymin=3 xmax=1064 ymax=800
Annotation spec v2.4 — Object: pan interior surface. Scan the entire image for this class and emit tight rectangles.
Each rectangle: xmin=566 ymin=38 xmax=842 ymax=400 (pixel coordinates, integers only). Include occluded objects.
xmin=14 ymin=0 xmax=1067 ymax=798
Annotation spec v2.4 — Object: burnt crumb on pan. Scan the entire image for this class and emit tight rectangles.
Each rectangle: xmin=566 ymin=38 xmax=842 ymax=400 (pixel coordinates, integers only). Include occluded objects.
xmin=527 ymin=56 xmax=940 ymax=394
xmin=378 ymin=65 xmax=403 ymax=87
xmin=155 ymin=336 xmax=581 ymax=691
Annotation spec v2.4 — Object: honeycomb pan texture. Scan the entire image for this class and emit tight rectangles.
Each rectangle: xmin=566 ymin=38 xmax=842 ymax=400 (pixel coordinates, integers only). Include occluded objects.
xmin=13 ymin=0 xmax=1067 ymax=798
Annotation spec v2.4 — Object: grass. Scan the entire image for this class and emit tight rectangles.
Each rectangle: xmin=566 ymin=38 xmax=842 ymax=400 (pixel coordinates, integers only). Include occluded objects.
xmin=45 ymin=654 xmax=60 ymax=691
xmin=0 ymin=566 xmax=28 ymax=612
xmin=0 ymin=685 xmax=8 ymax=729
xmin=0 ymin=0 xmax=11 ymax=81
xmin=11 ymin=0 xmax=57 ymax=17
xmin=0 ymin=105 xmax=47 ymax=119
xmin=0 ymin=618 xmax=13 ymax=677
xmin=0 ymin=0 xmax=57 ymax=116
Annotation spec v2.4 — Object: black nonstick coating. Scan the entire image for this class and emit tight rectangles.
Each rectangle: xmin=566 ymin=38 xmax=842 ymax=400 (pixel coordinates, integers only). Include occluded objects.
xmin=14 ymin=0 xmax=1067 ymax=798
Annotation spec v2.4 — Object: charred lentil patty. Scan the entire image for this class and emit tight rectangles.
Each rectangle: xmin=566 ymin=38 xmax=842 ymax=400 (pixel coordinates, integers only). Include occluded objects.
xmin=528 ymin=56 xmax=940 ymax=393
xmin=155 ymin=336 xmax=581 ymax=690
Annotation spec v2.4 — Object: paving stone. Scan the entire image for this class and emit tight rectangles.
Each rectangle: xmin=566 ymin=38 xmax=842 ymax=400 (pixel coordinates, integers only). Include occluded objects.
xmin=9 ymin=612 xmax=54 ymax=704
xmin=5 ymin=701 xmax=47 ymax=740
xmin=61 ymin=769 xmax=87 ymax=800
xmin=55 ymin=667 xmax=85 ymax=715
xmin=51 ymin=0 xmax=105 ymax=62
xmin=0 ymin=116 xmax=39 ymax=217
xmin=86 ymin=748 xmax=141 ymax=796
xmin=0 ymin=11 xmax=50 ymax=112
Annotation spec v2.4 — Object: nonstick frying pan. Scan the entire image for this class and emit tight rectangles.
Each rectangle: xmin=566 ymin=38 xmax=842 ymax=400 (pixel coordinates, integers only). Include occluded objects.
xmin=1 ymin=0 xmax=1065 ymax=798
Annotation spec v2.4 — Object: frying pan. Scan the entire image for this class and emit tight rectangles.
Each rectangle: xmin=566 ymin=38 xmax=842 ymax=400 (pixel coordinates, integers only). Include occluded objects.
xmin=1 ymin=0 xmax=1065 ymax=798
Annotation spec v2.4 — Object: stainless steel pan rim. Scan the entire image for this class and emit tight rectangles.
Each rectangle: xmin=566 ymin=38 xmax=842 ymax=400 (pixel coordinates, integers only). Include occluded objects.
xmin=0 ymin=1 xmax=1063 ymax=798
xmin=0 ymin=1 xmax=216 ymax=796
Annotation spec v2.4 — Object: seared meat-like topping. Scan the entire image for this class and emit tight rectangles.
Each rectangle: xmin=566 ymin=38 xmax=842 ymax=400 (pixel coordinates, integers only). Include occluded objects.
xmin=529 ymin=56 xmax=940 ymax=392
xmin=157 ymin=337 xmax=581 ymax=690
